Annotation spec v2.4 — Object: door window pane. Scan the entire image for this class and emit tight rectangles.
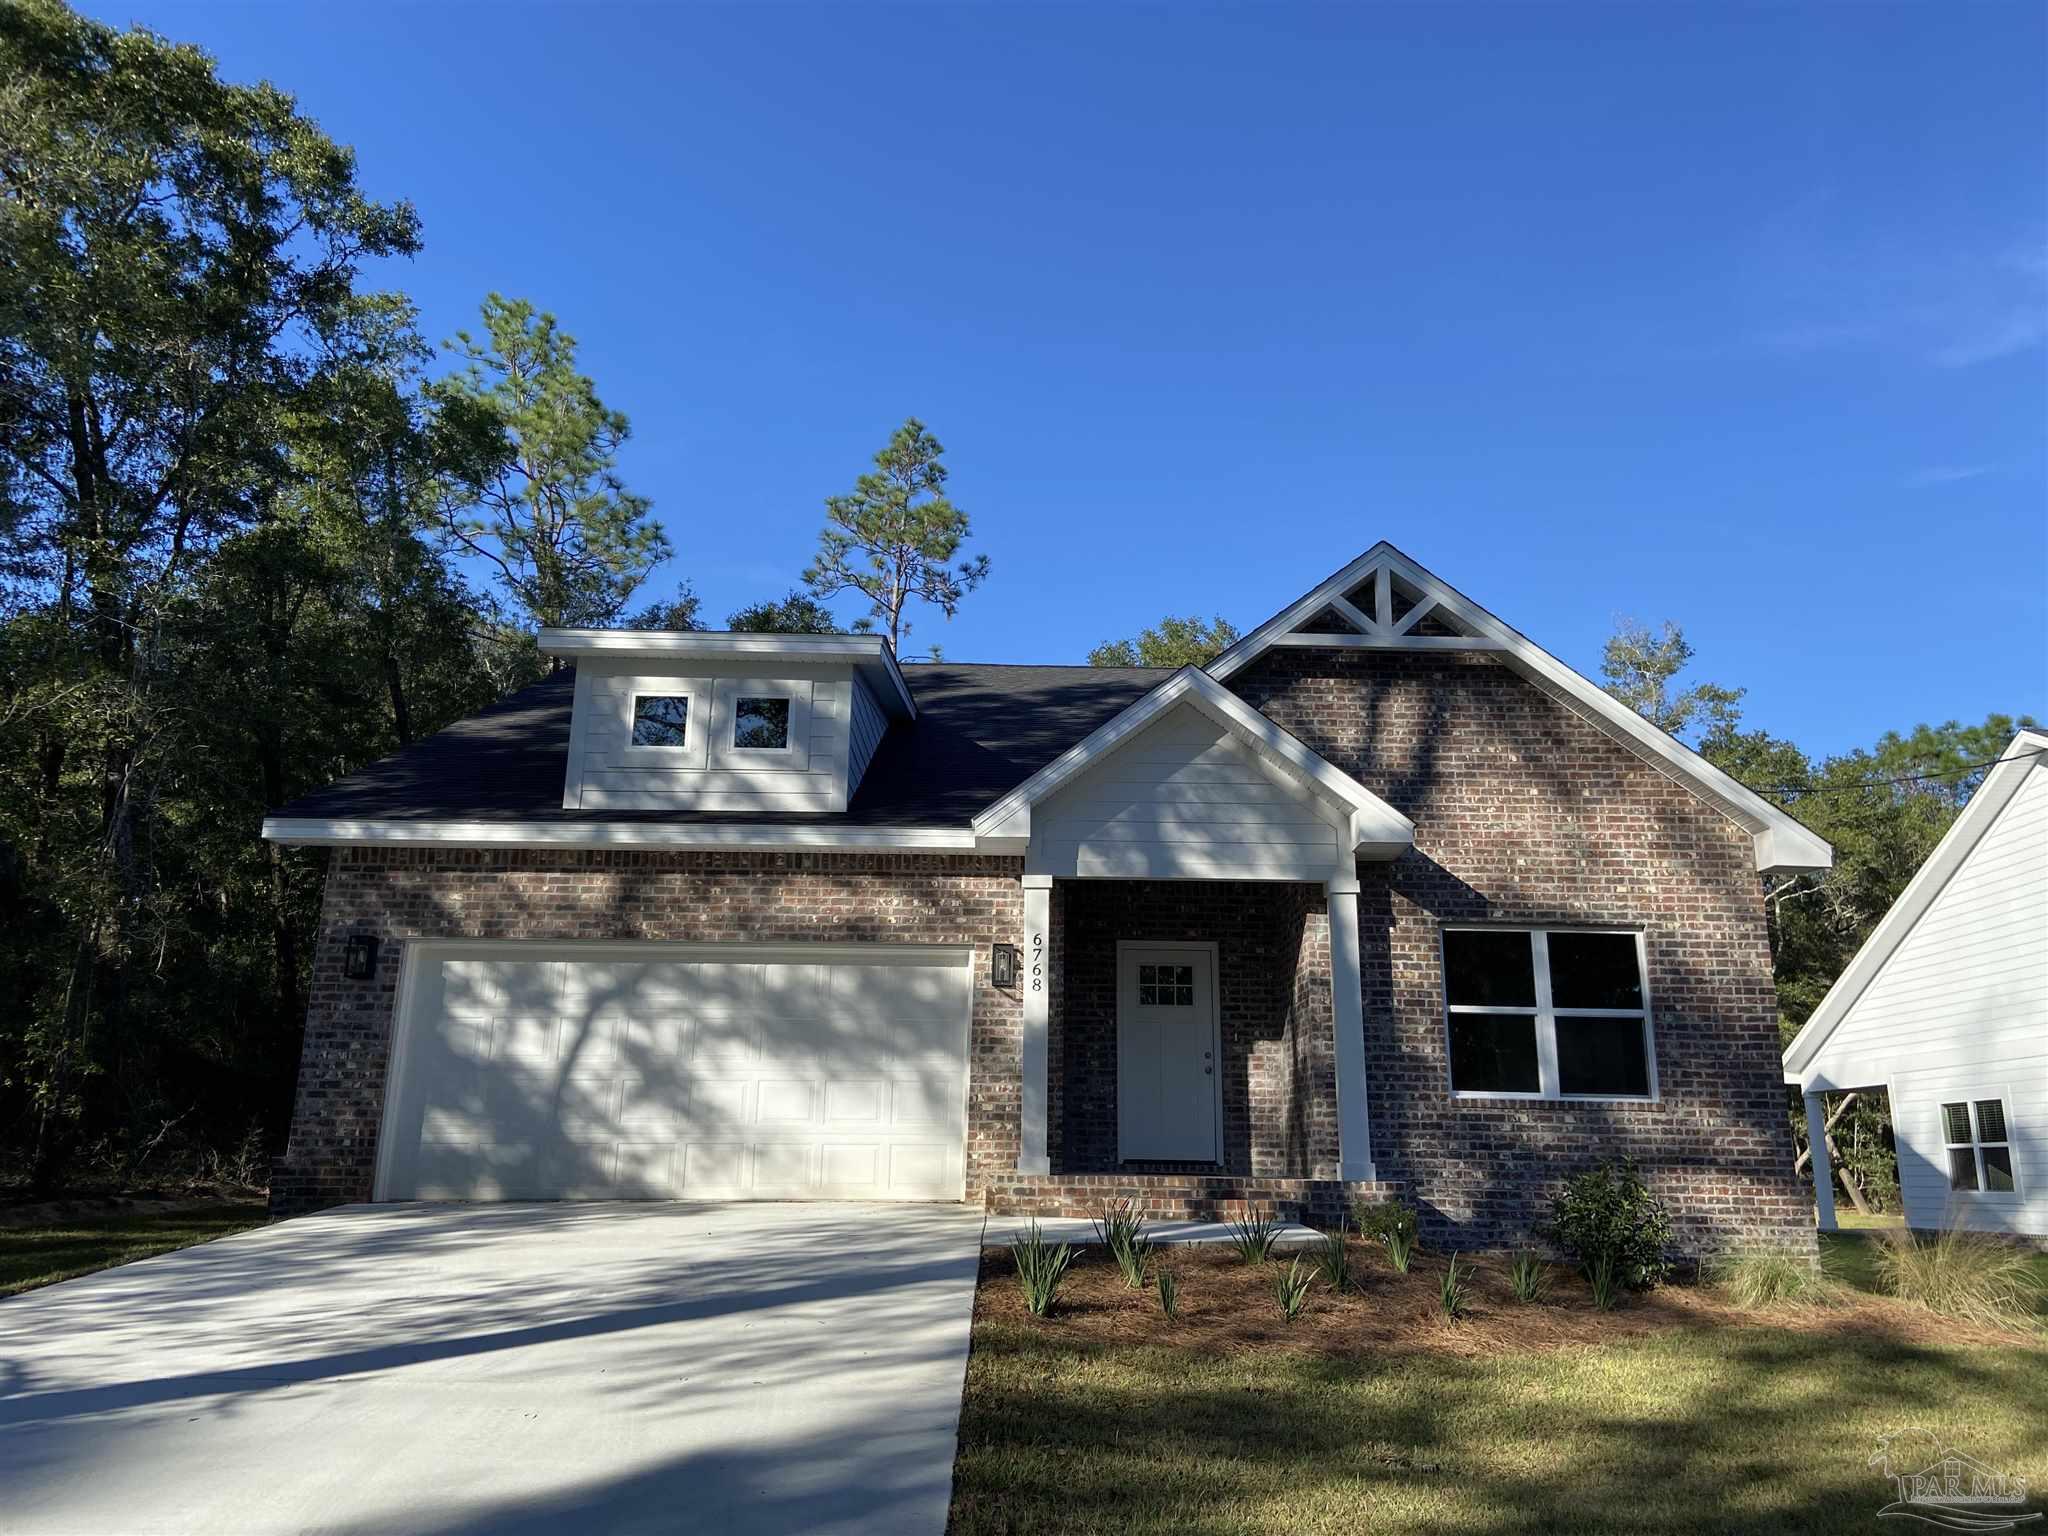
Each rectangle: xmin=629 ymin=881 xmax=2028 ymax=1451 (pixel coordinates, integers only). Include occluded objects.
xmin=1443 ymin=931 xmax=1536 ymax=1008
xmin=631 ymin=695 xmax=689 ymax=747
xmin=1447 ymin=1013 xmax=1541 ymax=1094
xmin=1948 ymin=1147 xmax=1980 ymax=1191
xmin=1546 ymin=932 xmax=1644 ymax=1010
xmin=1137 ymin=963 xmax=1194 ymax=1007
xmin=1981 ymin=1147 xmax=2015 ymax=1192
xmin=1555 ymin=1015 xmax=1651 ymax=1097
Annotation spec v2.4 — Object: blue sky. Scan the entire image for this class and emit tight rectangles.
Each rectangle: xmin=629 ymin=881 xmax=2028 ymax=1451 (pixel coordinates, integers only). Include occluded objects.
xmin=102 ymin=1 xmax=2045 ymax=756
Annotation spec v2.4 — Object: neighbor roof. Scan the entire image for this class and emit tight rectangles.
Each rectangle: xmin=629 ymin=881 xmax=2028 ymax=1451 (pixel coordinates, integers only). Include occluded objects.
xmin=266 ymin=663 xmax=1166 ymax=832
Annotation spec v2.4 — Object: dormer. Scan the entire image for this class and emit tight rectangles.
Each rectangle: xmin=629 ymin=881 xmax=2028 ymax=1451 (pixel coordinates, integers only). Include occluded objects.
xmin=538 ymin=630 xmax=916 ymax=813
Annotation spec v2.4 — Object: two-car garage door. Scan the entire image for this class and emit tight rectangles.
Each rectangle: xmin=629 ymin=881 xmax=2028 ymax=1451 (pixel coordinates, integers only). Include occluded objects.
xmin=374 ymin=944 xmax=973 ymax=1202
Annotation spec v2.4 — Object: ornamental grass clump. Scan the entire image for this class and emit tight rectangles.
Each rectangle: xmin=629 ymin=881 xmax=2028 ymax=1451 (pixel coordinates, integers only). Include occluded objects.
xmin=1507 ymin=1250 xmax=1550 ymax=1304
xmin=1093 ymin=1198 xmax=1152 ymax=1289
xmin=1229 ymin=1212 xmax=1279 ymax=1264
xmin=1875 ymin=1224 xmax=2043 ymax=1329
xmin=1585 ymin=1251 xmax=1622 ymax=1312
xmin=1709 ymin=1247 xmax=1834 ymax=1309
xmin=1355 ymin=1197 xmax=1420 ymax=1272
xmin=1438 ymin=1254 xmax=1472 ymax=1320
xmin=1383 ymin=1227 xmax=1416 ymax=1275
xmin=1156 ymin=1265 xmax=1181 ymax=1319
xmin=1010 ymin=1221 xmax=1074 ymax=1318
xmin=1312 ymin=1222 xmax=1354 ymax=1294
xmin=1273 ymin=1257 xmax=1313 ymax=1322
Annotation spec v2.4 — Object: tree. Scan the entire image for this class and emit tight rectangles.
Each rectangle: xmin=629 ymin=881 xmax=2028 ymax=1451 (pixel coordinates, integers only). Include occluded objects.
xmin=726 ymin=591 xmax=841 ymax=634
xmin=627 ymin=582 xmax=706 ymax=633
xmin=0 ymin=0 xmax=423 ymax=1184
xmin=1088 ymin=614 xmax=1240 ymax=669
xmin=803 ymin=418 xmax=986 ymax=650
xmin=1600 ymin=619 xmax=1745 ymax=742
xmin=432 ymin=295 xmax=669 ymax=642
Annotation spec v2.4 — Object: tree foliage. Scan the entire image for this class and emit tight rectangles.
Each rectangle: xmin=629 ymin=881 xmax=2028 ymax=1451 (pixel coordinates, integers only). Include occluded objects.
xmin=726 ymin=590 xmax=841 ymax=634
xmin=803 ymin=418 xmax=986 ymax=650
xmin=1088 ymin=614 xmax=1240 ymax=669
xmin=1600 ymin=619 xmax=1746 ymax=742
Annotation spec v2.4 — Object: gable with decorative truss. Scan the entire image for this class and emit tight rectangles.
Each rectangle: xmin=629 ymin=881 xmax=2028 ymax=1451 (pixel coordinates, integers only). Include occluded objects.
xmin=1205 ymin=543 xmax=1834 ymax=876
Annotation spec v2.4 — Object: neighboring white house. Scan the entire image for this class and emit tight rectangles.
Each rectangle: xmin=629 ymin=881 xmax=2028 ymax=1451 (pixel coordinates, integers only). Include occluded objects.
xmin=1783 ymin=730 xmax=2048 ymax=1237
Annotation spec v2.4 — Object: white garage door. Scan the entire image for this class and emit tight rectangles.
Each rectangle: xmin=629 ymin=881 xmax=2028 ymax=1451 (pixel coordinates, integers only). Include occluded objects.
xmin=375 ymin=944 xmax=973 ymax=1202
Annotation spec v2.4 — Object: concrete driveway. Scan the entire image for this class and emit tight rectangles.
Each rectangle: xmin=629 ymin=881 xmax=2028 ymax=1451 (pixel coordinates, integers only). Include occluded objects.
xmin=0 ymin=1202 xmax=987 ymax=1536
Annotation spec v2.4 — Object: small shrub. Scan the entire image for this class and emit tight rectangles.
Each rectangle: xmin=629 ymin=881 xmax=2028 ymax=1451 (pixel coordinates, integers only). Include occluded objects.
xmin=1011 ymin=1221 xmax=1075 ymax=1317
xmin=1383 ymin=1227 xmax=1415 ymax=1274
xmin=1352 ymin=1197 xmax=1418 ymax=1248
xmin=1507 ymin=1250 xmax=1550 ymax=1303
xmin=1156 ymin=1265 xmax=1181 ymax=1319
xmin=1709 ymin=1248 xmax=1834 ymax=1309
xmin=1585 ymin=1251 xmax=1622 ymax=1312
xmin=1312 ymin=1223 xmax=1354 ymax=1294
xmin=1274 ymin=1257 xmax=1313 ymax=1321
xmin=1093 ymin=1198 xmax=1153 ymax=1288
xmin=1547 ymin=1158 xmax=1673 ymax=1292
xmin=1439 ymin=1253 xmax=1472 ymax=1320
xmin=1229 ymin=1212 xmax=1279 ymax=1264
xmin=1875 ymin=1224 xmax=2043 ymax=1329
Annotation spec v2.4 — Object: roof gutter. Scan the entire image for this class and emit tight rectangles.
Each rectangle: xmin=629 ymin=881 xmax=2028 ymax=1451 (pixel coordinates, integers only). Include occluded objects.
xmin=261 ymin=817 xmax=981 ymax=853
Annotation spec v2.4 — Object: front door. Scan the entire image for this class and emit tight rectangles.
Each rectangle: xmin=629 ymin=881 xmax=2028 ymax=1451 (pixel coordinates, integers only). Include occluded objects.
xmin=1116 ymin=944 xmax=1221 ymax=1162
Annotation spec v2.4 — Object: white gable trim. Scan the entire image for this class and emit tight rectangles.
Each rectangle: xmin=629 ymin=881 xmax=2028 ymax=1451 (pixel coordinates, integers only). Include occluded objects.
xmin=1206 ymin=542 xmax=1833 ymax=875
xmin=1782 ymin=730 xmax=2048 ymax=1081
xmin=970 ymin=667 xmax=1414 ymax=857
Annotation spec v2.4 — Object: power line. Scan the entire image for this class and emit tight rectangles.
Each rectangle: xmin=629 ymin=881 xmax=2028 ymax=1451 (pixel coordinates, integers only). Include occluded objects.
xmin=1741 ymin=746 xmax=2045 ymax=801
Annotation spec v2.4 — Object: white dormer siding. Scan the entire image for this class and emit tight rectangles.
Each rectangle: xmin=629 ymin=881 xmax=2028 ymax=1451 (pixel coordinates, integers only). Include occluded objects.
xmin=1030 ymin=701 xmax=1352 ymax=880
xmin=543 ymin=631 xmax=916 ymax=816
xmin=849 ymin=675 xmax=889 ymax=792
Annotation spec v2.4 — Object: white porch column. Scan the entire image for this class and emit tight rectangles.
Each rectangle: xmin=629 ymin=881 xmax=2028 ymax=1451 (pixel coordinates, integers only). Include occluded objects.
xmin=1018 ymin=875 xmax=1053 ymax=1174
xmin=1804 ymin=1090 xmax=1838 ymax=1233
xmin=1326 ymin=877 xmax=1376 ymax=1182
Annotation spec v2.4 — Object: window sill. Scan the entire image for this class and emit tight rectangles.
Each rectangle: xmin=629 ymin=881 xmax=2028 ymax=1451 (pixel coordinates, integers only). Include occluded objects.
xmin=1449 ymin=1091 xmax=1660 ymax=1106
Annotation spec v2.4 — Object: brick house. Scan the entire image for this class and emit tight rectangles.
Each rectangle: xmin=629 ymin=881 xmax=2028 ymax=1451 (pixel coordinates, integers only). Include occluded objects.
xmin=264 ymin=544 xmax=1830 ymax=1256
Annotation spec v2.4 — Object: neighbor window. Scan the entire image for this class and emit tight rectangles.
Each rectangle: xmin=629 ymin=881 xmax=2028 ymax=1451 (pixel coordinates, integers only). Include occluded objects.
xmin=1441 ymin=927 xmax=1653 ymax=1099
xmin=732 ymin=696 xmax=791 ymax=750
xmin=1942 ymin=1098 xmax=2015 ymax=1194
xmin=1137 ymin=963 xmax=1194 ymax=1007
xmin=630 ymin=694 xmax=690 ymax=748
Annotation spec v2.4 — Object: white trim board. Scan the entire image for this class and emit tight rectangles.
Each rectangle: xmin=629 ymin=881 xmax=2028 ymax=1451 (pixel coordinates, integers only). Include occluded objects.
xmin=1782 ymin=729 xmax=2048 ymax=1082
xmin=970 ymin=666 xmax=1414 ymax=858
xmin=1203 ymin=542 xmax=1833 ymax=876
xmin=537 ymin=628 xmax=916 ymax=720
xmin=262 ymin=817 xmax=979 ymax=852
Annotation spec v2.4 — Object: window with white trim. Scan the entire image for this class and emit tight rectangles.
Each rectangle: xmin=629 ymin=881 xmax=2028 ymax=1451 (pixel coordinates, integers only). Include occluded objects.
xmin=1942 ymin=1099 xmax=2016 ymax=1194
xmin=732 ymin=696 xmax=792 ymax=751
xmin=630 ymin=694 xmax=690 ymax=748
xmin=1441 ymin=927 xmax=1654 ymax=1099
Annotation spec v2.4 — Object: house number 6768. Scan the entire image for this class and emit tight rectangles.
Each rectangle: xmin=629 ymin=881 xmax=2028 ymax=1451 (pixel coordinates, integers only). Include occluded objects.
xmin=1029 ymin=932 xmax=1044 ymax=993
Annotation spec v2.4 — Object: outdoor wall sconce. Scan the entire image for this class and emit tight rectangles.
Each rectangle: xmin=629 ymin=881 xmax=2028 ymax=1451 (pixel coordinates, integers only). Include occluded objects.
xmin=990 ymin=942 xmax=1020 ymax=990
xmin=342 ymin=933 xmax=381 ymax=981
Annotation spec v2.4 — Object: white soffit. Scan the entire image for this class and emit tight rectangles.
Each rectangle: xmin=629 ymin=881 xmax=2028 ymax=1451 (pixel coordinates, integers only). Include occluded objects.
xmin=537 ymin=629 xmax=916 ymax=719
xmin=971 ymin=667 xmax=1414 ymax=856
xmin=1781 ymin=730 xmax=2048 ymax=1081
xmin=1204 ymin=542 xmax=1834 ymax=875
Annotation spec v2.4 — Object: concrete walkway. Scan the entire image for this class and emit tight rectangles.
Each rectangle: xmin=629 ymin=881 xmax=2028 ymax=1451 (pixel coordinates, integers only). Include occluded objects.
xmin=0 ymin=1202 xmax=987 ymax=1536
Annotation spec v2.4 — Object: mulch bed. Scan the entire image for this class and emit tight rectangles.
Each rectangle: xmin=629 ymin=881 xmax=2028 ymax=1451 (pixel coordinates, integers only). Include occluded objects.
xmin=974 ymin=1238 xmax=2035 ymax=1356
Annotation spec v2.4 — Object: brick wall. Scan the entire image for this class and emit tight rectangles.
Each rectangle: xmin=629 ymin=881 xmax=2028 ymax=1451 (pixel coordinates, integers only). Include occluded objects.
xmin=1231 ymin=648 xmax=1813 ymax=1257
xmin=271 ymin=848 xmax=1022 ymax=1216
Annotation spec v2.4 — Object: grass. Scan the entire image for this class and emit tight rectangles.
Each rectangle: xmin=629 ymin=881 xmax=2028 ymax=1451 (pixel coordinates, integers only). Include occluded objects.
xmin=1823 ymin=1230 xmax=2048 ymax=1323
xmin=951 ymin=1236 xmax=2048 ymax=1534
xmin=1708 ymin=1247 xmax=1837 ymax=1309
xmin=0 ymin=1202 xmax=267 ymax=1297
xmin=1870 ymin=1225 xmax=2046 ymax=1329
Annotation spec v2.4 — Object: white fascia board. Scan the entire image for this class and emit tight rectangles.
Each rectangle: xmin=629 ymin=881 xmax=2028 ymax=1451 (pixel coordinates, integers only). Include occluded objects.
xmin=1208 ymin=541 xmax=1833 ymax=876
xmin=261 ymin=817 xmax=977 ymax=852
xmin=969 ymin=667 xmax=1414 ymax=853
xmin=1782 ymin=730 xmax=2048 ymax=1082
xmin=537 ymin=629 xmax=916 ymax=719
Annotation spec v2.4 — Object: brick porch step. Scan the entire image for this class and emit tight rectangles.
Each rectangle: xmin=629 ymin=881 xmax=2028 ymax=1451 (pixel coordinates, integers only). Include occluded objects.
xmin=982 ymin=1173 xmax=1399 ymax=1225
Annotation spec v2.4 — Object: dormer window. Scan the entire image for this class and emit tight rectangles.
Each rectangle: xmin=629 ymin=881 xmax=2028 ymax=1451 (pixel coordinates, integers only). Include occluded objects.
xmin=733 ymin=696 xmax=792 ymax=751
xmin=631 ymin=695 xmax=691 ymax=748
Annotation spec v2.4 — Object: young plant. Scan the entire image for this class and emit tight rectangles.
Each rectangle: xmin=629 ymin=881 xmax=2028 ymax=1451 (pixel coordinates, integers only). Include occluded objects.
xmin=1352 ymin=1197 xmax=1419 ymax=1250
xmin=1274 ymin=1257 xmax=1313 ymax=1322
xmin=1709 ymin=1248 xmax=1834 ymax=1309
xmin=1875 ymin=1224 xmax=2043 ymax=1328
xmin=1507 ymin=1250 xmax=1551 ymax=1304
xmin=1439 ymin=1253 xmax=1472 ymax=1320
xmin=1585 ymin=1251 xmax=1622 ymax=1312
xmin=1229 ymin=1211 xmax=1279 ymax=1264
xmin=1156 ymin=1265 xmax=1181 ymax=1320
xmin=1093 ymin=1198 xmax=1152 ymax=1288
xmin=1313 ymin=1222 xmax=1354 ymax=1294
xmin=1010 ymin=1221 xmax=1075 ymax=1318
xmin=1547 ymin=1158 xmax=1673 ymax=1292
xmin=1383 ymin=1226 xmax=1416 ymax=1275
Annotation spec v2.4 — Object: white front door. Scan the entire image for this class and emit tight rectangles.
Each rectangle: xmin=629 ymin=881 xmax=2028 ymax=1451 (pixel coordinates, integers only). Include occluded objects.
xmin=1116 ymin=944 xmax=1221 ymax=1162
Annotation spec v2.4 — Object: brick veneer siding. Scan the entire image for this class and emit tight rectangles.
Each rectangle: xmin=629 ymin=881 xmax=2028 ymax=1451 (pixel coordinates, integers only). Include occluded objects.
xmin=1230 ymin=648 xmax=1814 ymax=1258
xmin=1053 ymin=879 xmax=1332 ymax=1178
xmin=271 ymin=848 xmax=1022 ymax=1217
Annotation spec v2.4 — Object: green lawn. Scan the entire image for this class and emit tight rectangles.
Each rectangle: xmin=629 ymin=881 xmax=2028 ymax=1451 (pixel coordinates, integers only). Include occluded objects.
xmin=951 ymin=1242 xmax=2047 ymax=1535
xmin=0 ymin=1203 xmax=268 ymax=1297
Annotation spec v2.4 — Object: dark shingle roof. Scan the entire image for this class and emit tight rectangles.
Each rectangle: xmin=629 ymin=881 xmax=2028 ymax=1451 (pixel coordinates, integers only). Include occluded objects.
xmin=270 ymin=663 xmax=1169 ymax=828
